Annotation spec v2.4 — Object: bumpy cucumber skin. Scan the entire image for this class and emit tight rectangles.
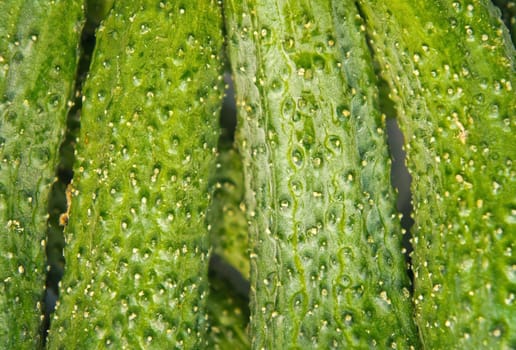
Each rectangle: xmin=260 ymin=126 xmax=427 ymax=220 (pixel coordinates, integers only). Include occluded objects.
xmin=224 ymin=0 xmax=420 ymax=348
xmin=47 ymin=1 xmax=224 ymax=348
xmin=0 ymin=1 xmax=83 ymax=347
xmin=358 ymin=0 xmax=515 ymax=348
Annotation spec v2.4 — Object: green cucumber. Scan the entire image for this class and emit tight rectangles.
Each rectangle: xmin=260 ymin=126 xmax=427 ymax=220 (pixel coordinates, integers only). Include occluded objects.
xmin=207 ymin=258 xmax=250 ymax=349
xmin=224 ymin=0 xmax=419 ymax=348
xmin=0 ymin=1 xmax=83 ymax=347
xmin=47 ymin=1 xmax=224 ymax=348
xmin=209 ymin=145 xmax=249 ymax=280
xmin=207 ymin=141 xmax=250 ymax=349
xmin=492 ymin=0 xmax=516 ymax=43
xmin=358 ymin=0 xmax=515 ymax=348
xmin=85 ymin=0 xmax=116 ymax=28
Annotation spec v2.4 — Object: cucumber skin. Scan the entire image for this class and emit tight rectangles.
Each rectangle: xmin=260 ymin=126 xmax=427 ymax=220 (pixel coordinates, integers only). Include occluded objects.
xmin=47 ymin=1 xmax=224 ymax=348
xmin=0 ymin=1 xmax=83 ymax=347
xmin=224 ymin=0 xmax=419 ymax=348
xmin=358 ymin=0 xmax=515 ymax=348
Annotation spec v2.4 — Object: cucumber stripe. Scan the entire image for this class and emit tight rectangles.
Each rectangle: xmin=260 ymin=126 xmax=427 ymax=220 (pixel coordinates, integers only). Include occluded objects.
xmin=358 ymin=0 xmax=516 ymax=348
xmin=0 ymin=1 xmax=83 ymax=347
xmin=224 ymin=0 xmax=419 ymax=348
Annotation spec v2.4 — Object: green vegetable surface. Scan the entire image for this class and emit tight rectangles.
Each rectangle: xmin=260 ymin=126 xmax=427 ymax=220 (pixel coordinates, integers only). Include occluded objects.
xmin=47 ymin=1 xmax=224 ymax=348
xmin=0 ymin=0 xmax=513 ymax=348
xmin=0 ymin=1 xmax=83 ymax=347
xmin=224 ymin=0 xmax=419 ymax=348
xmin=209 ymin=144 xmax=249 ymax=281
xmin=205 ymin=116 xmax=250 ymax=348
xmin=358 ymin=0 xmax=515 ymax=348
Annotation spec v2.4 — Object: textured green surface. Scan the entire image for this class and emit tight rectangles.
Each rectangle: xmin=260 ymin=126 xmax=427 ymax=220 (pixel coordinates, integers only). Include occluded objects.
xmin=224 ymin=0 xmax=419 ymax=348
xmin=86 ymin=0 xmax=116 ymax=26
xmin=358 ymin=0 xmax=516 ymax=348
xmin=2 ymin=0 xmax=513 ymax=348
xmin=47 ymin=1 xmax=224 ymax=348
xmin=0 ymin=1 xmax=83 ymax=347
xmin=493 ymin=0 xmax=516 ymax=43
xmin=209 ymin=144 xmax=249 ymax=279
xmin=206 ymin=141 xmax=250 ymax=349
xmin=207 ymin=271 xmax=250 ymax=350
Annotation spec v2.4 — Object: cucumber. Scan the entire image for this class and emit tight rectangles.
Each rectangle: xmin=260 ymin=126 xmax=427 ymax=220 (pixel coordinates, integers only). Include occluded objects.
xmin=47 ymin=1 xmax=224 ymax=348
xmin=208 ymin=145 xmax=249 ymax=280
xmin=0 ymin=1 xmax=83 ymax=347
xmin=3 ymin=0 xmax=513 ymax=347
xmin=205 ymin=74 xmax=250 ymax=349
xmin=85 ymin=0 xmax=116 ymax=28
xmin=224 ymin=0 xmax=419 ymax=348
xmin=207 ymin=142 xmax=251 ymax=349
xmin=492 ymin=0 xmax=516 ymax=43
xmin=207 ymin=256 xmax=251 ymax=350
xmin=357 ymin=0 xmax=515 ymax=348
